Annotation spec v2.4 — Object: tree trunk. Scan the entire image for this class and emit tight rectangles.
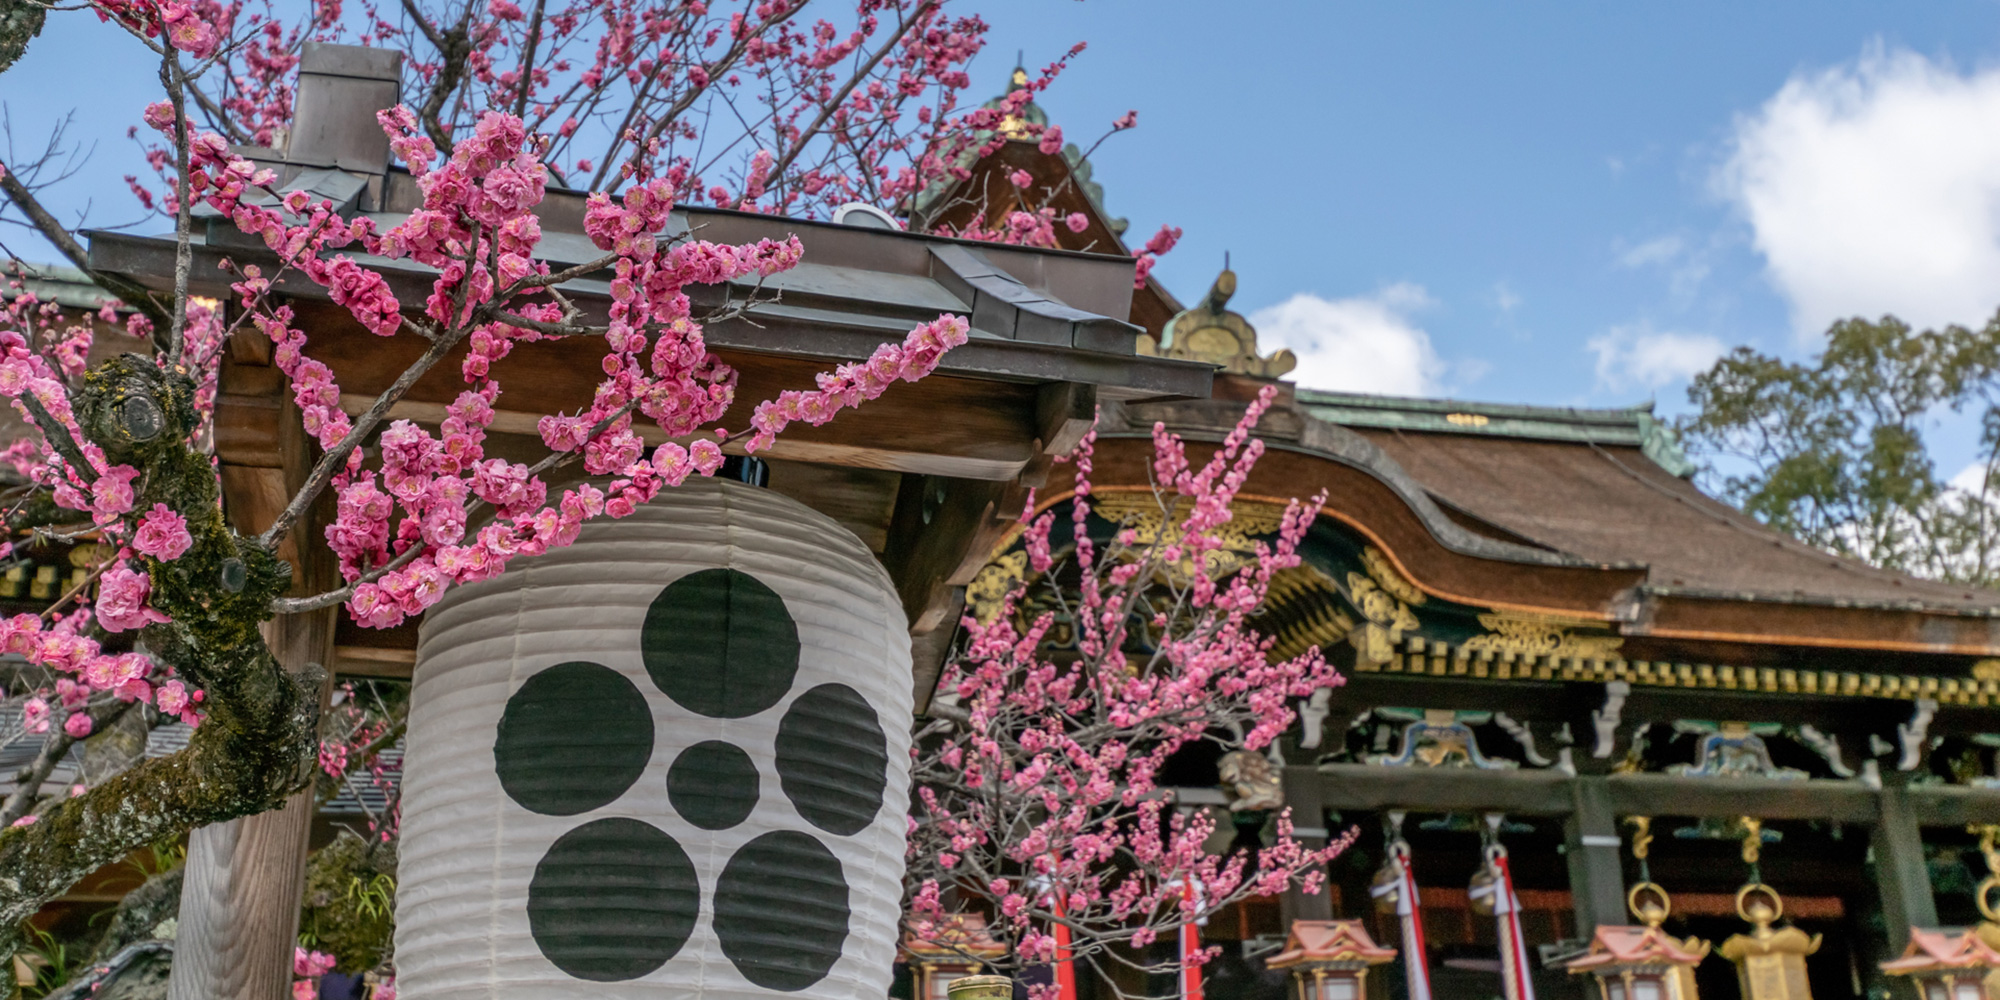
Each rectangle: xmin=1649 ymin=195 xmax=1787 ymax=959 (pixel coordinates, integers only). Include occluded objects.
xmin=168 ymin=352 xmax=338 ymax=1000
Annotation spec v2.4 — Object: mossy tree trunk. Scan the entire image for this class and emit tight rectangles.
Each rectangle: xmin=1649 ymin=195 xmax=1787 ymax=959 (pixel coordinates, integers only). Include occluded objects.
xmin=0 ymin=356 xmax=321 ymax=990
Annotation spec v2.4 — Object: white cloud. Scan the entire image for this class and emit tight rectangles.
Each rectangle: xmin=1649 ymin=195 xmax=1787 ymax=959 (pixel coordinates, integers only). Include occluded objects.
xmin=1719 ymin=45 xmax=2000 ymax=339
xmin=1951 ymin=460 xmax=1990 ymax=494
xmin=1492 ymin=281 xmax=1522 ymax=314
xmin=1587 ymin=324 xmax=1726 ymax=392
xmin=1249 ymin=285 xmax=1447 ymax=396
xmin=1618 ymin=235 xmax=1686 ymax=270
xmin=1616 ymin=232 xmax=1713 ymax=300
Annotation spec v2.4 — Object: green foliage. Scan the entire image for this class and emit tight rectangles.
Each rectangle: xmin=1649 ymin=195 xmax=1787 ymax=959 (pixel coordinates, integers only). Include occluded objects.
xmin=18 ymin=926 xmax=74 ymax=1000
xmin=1679 ymin=312 xmax=2000 ymax=585
xmin=118 ymin=836 xmax=186 ymax=883
xmin=0 ymin=0 xmax=46 ymax=76
xmin=297 ymin=831 xmax=397 ymax=974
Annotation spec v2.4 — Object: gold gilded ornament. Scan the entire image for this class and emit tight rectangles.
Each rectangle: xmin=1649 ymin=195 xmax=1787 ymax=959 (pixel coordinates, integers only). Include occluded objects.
xmin=1718 ymin=884 xmax=1819 ymax=1000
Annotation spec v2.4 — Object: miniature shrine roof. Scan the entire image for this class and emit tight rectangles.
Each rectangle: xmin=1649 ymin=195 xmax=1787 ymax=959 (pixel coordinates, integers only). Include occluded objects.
xmin=1566 ymin=925 xmax=1710 ymax=970
xmin=1880 ymin=927 xmax=2000 ymax=973
xmin=1264 ymin=919 xmax=1396 ymax=967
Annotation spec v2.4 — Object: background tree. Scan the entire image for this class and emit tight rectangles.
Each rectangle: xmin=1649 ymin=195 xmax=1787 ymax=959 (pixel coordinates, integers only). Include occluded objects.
xmin=1679 ymin=311 xmax=2000 ymax=585
xmin=0 ymin=0 xmax=1183 ymax=986
xmin=907 ymin=388 xmax=1345 ymax=999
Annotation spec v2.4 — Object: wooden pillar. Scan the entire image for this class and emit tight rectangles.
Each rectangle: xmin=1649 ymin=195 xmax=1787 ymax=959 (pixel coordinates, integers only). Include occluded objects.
xmin=1280 ymin=765 xmax=1334 ymax=925
xmin=167 ymin=327 xmax=337 ymax=1000
xmin=168 ymin=613 xmax=332 ymax=1000
xmin=1873 ymin=776 xmax=1937 ymax=952
xmin=1564 ymin=776 xmax=1626 ymax=936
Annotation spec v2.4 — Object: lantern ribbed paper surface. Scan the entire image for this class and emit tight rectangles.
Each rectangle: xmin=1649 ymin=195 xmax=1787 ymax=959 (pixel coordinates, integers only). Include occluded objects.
xmin=399 ymin=478 xmax=912 ymax=1000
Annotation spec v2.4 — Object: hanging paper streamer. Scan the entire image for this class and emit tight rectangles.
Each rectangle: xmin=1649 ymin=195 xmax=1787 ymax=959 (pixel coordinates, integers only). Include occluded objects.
xmin=1469 ymin=840 xmax=1537 ymax=1000
xmin=1369 ymin=838 xmax=1433 ymax=1000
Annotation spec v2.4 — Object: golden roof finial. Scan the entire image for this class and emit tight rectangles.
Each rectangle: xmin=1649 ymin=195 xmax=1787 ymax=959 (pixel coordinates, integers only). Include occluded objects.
xmin=1143 ymin=261 xmax=1298 ymax=378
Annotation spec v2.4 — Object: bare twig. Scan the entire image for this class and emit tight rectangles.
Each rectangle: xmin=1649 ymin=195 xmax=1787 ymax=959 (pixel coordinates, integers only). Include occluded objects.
xmin=160 ymin=49 xmax=195 ymax=367
xmin=0 ymin=165 xmax=173 ymax=337
xmin=0 ymin=698 xmax=139 ymax=827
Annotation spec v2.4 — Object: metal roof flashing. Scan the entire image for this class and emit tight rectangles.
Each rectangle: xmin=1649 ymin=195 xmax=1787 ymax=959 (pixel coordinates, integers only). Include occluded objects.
xmin=1297 ymin=388 xmax=1698 ymax=477
xmin=82 ymin=190 xmax=1213 ymax=399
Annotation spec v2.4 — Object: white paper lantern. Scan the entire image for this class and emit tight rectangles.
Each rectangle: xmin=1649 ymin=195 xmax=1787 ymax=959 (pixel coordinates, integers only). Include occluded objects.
xmin=397 ymin=477 xmax=913 ymax=1000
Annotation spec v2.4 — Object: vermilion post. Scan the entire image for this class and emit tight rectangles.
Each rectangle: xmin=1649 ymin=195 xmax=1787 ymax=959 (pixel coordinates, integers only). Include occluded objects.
xmin=1053 ymin=906 xmax=1078 ymax=1000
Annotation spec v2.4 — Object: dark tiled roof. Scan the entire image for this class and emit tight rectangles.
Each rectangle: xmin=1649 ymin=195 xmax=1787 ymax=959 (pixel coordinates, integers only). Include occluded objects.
xmin=1352 ymin=427 xmax=2000 ymax=614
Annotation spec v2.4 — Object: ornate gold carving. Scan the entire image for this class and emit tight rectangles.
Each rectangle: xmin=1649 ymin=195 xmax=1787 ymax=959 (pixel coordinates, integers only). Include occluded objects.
xmin=1460 ymin=611 xmax=1623 ymax=659
xmin=1264 ymin=565 xmax=1355 ymax=663
xmin=966 ymin=550 xmax=1029 ymax=625
xmin=1366 ymin=636 xmax=2000 ymax=708
xmin=1975 ymin=659 xmax=2000 ymax=682
xmin=1445 ymin=412 xmax=1490 ymax=427
xmin=1369 ymin=708 xmax=1516 ymax=769
xmin=1090 ymin=492 xmax=1290 ymax=580
xmin=1626 ymin=816 xmax=1653 ymax=860
xmin=994 ymin=67 xmax=1036 ymax=139
xmin=1346 ymin=572 xmax=1420 ymax=666
xmin=1217 ymin=749 xmax=1284 ymax=811
xmin=1145 ymin=269 xmax=1297 ymax=377
xmin=963 ymin=495 xmax=1294 ymax=626
xmin=1361 ymin=546 xmax=1425 ymax=606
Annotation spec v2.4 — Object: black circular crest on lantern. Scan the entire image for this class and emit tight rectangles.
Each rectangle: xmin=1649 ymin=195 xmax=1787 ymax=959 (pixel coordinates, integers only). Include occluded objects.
xmin=495 ymin=661 xmax=653 ymax=816
xmin=667 ymin=739 xmax=760 ymax=830
xmin=774 ymin=683 xmax=888 ymax=836
xmin=642 ymin=568 xmax=800 ymax=719
xmin=527 ymin=817 xmax=700 ymax=981
xmin=713 ymin=830 xmax=850 ymax=990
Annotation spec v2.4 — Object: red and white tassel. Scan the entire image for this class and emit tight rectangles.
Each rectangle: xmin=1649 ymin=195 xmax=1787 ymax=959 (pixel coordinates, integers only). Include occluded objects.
xmin=1370 ymin=840 xmax=1433 ymax=1000
xmin=1471 ymin=844 xmax=1537 ymax=1000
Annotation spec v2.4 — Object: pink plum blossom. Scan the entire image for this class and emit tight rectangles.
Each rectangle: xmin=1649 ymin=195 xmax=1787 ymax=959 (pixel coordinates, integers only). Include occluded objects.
xmin=96 ymin=566 xmax=170 ymax=633
xmin=133 ymin=503 xmax=193 ymax=561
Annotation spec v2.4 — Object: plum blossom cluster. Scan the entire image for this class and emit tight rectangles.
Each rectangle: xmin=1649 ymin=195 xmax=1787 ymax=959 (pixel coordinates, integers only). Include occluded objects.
xmin=0 ymin=282 xmax=217 ymax=831
xmin=316 ymin=680 xmax=405 ymax=846
xmin=4 ymin=612 xmax=201 ymax=745
xmin=91 ymin=0 xmax=236 ymax=61
xmin=134 ymin=101 xmax=966 ymax=633
xmin=291 ymin=947 xmax=337 ymax=1000
xmin=906 ymin=387 xmax=1346 ymax=994
xmin=126 ymin=0 xmax=1170 ymax=271
xmin=745 ymin=314 xmax=968 ymax=452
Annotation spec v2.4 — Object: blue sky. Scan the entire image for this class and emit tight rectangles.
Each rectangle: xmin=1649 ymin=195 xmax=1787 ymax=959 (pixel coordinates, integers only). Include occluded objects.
xmin=8 ymin=2 xmax=2000 ymax=452
xmin=972 ymin=2 xmax=2000 ymax=439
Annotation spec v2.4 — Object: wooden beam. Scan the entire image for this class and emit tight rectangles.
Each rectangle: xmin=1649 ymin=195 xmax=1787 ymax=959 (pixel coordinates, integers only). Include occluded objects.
xmin=333 ymin=645 xmax=416 ymax=679
xmin=880 ymin=474 xmax=1014 ymax=637
xmin=1317 ymin=763 xmax=1902 ymax=823
xmin=1317 ymin=762 xmax=1575 ymax=815
xmin=1905 ymin=784 xmax=2000 ymax=826
xmin=290 ymin=298 xmax=1045 ymax=482
xmin=1604 ymin=773 xmax=1880 ymax=822
xmin=907 ymin=589 xmax=965 ymax=715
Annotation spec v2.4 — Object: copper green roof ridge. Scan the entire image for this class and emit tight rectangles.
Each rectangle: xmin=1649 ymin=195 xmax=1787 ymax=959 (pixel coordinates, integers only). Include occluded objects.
xmin=2 ymin=260 xmax=126 ymax=310
xmin=1295 ymin=387 xmax=1697 ymax=477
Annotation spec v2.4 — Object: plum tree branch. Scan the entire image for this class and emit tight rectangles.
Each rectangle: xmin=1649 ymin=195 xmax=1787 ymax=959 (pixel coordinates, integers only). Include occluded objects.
xmin=0 ymin=165 xmax=173 ymax=337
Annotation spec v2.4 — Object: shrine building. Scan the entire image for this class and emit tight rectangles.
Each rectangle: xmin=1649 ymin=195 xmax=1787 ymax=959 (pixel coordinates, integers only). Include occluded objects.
xmin=25 ymin=43 xmax=2000 ymax=1000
